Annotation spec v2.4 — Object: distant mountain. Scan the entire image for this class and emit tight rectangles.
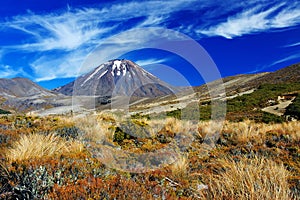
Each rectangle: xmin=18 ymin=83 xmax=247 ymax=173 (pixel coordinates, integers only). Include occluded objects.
xmin=0 ymin=61 xmax=299 ymax=114
xmin=0 ymin=77 xmax=56 ymax=98
xmin=54 ymin=59 xmax=176 ymax=98
xmin=0 ymin=78 xmax=63 ymax=112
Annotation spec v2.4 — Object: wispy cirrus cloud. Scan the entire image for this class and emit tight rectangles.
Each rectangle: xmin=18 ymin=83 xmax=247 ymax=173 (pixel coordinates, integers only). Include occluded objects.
xmin=78 ymin=27 xmax=188 ymax=76
xmin=271 ymin=52 xmax=300 ymax=66
xmin=284 ymin=41 xmax=300 ymax=47
xmin=198 ymin=2 xmax=300 ymax=39
xmin=5 ymin=11 xmax=116 ymax=51
xmin=2 ymin=0 xmax=200 ymax=52
xmin=1 ymin=0 xmax=200 ymax=81
xmin=30 ymin=51 xmax=87 ymax=81
xmin=0 ymin=65 xmax=27 ymax=78
xmin=0 ymin=0 xmax=299 ymax=83
xmin=135 ymin=58 xmax=169 ymax=67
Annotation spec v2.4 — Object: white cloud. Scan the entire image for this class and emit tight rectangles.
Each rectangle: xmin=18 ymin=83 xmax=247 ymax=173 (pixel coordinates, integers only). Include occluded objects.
xmin=1 ymin=0 xmax=300 ymax=81
xmin=272 ymin=5 xmax=300 ymax=28
xmin=30 ymin=27 xmax=177 ymax=81
xmin=286 ymin=42 xmax=300 ymax=47
xmin=1 ymin=0 xmax=200 ymax=80
xmin=78 ymin=27 xmax=188 ymax=75
xmin=271 ymin=53 xmax=300 ymax=66
xmin=198 ymin=3 xmax=300 ymax=39
xmin=6 ymin=11 xmax=116 ymax=51
xmin=30 ymin=50 xmax=88 ymax=81
xmin=0 ymin=65 xmax=26 ymax=78
xmin=135 ymin=58 xmax=169 ymax=67
xmin=4 ymin=0 xmax=199 ymax=52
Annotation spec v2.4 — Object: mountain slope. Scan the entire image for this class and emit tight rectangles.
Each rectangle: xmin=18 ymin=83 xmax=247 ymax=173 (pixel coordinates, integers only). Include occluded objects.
xmin=192 ymin=63 xmax=300 ymax=98
xmin=54 ymin=59 xmax=176 ymax=98
xmin=129 ymin=62 xmax=300 ymax=119
xmin=0 ymin=78 xmax=65 ymax=112
xmin=0 ymin=77 xmax=56 ymax=98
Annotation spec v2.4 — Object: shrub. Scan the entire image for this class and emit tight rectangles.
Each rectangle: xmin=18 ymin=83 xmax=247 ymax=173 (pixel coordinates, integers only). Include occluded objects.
xmin=285 ymin=95 xmax=300 ymax=119
xmin=261 ymin=112 xmax=284 ymax=124
xmin=0 ymin=109 xmax=10 ymax=114
xmin=113 ymin=127 xmax=135 ymax=143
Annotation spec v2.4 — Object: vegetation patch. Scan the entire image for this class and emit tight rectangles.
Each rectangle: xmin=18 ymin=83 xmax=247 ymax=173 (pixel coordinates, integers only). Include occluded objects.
xmin=285 ymin=94 xmax=300 ymax=119
xmin=0 ymin=108 xmax=10 ymax=114
xmin=0 ymin=114 xmax=299 ymax=199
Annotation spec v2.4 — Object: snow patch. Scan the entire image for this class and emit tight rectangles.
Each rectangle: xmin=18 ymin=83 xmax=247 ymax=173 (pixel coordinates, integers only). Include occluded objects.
xmin=98 ymin=70 xmax=108 ymax=79
xmin=122 ymin=63 xmax=127 ymax=76
xmin=111 ymin=60 xmax=122 ymax=76
xmin=111 ymin=60 xmax=127 ymax=76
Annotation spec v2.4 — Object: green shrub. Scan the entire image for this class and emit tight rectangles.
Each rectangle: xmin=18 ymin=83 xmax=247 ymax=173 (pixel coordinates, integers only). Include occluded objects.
xmin=0 ymin=109 xmax=10 ymax=114
xmin=113 ymin=127 xmax=134 ymax=143
xmin=285 ymin=95 xmax=300 ymax=119
xmin=261 ymin=112 xmax=284 ymax=124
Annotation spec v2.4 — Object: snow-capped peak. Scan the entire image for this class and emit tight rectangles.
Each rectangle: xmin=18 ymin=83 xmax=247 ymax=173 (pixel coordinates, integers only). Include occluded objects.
xmin=111 ymin=60 xmax=127 ymax=76
xmin=54 ymin=59 xmax=176 ymax=98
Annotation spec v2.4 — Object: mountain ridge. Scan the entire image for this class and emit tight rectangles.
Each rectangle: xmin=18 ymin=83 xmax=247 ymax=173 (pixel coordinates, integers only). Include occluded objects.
xmin=0 ymin=77 xmax=56 ymax=98
xmin=0 ymin=61 xmax=299 ymax=113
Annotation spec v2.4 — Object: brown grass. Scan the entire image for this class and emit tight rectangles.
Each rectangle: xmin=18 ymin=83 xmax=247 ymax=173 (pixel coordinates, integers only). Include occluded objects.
xmin=5 ymin=133 xmax=84 ymax=162
xmin=201 ymin=156 xmax=292 ymax=200
xmin=169 ymin=154 xmax=189 ymax=178
xmin=74 ymin=114 xmax=114 ymax=143
xmin=1 ymin=113 xmax=299 ymax=199
xmin=220 ymin=120 xmax=300 ymax=145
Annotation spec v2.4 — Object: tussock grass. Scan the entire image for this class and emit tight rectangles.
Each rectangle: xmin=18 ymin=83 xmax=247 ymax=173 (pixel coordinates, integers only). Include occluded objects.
xmin=169 ymin=154 xmax=188 ymax=178
xmin=75 ymin=114 xmax=114 ymax=143
xmin=1 ymin=113 xmax=299 ymax=199
xmin=6 ymin=133 xmax=84 ymax=162
xmin=149 ymin=117 xmax=198 ymax=136
xmin=220 ymin=120 xmax=300 ymax=145
xmin=202 ymin=156 xmax=292 ymax=200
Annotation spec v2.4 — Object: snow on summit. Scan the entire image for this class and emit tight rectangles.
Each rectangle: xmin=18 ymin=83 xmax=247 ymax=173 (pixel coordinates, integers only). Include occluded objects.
xmin=111 ymin=60 xmax=127 ymax=76
xmin=55 ymin=59 xmax=176 ymax=97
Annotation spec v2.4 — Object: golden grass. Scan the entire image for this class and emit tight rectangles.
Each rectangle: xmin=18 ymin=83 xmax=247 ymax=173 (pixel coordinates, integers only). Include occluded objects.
xmin=1 ymin=113 xmax=299 ymax=199
xmin=202 ymin=156 xmax=292 ymax=200
xmin=164 ymin=118 xmax=188 ymax=133
xmin=75 ymin=114 xmax=114 ymax=143
xmin=220 ymin=120 xmax=300 ymax=144
xmin=5 ymin=133 xmax=84 ymax=162
xmin=148 ymin=117 xmax=197 ymax=137
xmin=169 ymin=154 xmax=189 ymax=178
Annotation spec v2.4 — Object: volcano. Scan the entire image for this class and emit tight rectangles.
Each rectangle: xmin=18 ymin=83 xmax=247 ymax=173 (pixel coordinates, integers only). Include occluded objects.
xmin=54 ymin=59 xmax=176 ymax=98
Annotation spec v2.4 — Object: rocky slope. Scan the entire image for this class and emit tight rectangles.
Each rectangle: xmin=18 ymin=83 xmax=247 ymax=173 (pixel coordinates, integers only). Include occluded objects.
xmin=0 ymin=78 xmax=66 ymax=112
xmin=0 ymin=77 xmax=55 ymax=98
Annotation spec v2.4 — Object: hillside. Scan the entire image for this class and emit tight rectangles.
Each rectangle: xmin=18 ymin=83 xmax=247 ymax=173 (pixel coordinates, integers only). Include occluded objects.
xmin=130 ymin=63 xmax=300 ymax=123
xmin=0 ymin=77 xmax=56 ymax=98
xmin=0 ymin=63 xmax=299 ymax=199
xmin=0 ymin=78 xmax=67 ymax=112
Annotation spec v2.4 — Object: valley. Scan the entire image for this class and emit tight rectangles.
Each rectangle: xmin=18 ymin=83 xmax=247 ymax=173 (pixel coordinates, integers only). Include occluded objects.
xmin=0 ymin=60 xmax=299 ymax=199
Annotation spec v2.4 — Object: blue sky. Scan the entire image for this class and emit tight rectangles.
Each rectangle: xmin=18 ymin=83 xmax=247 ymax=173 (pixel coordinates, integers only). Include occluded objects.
xmin=0 ymin=0 xmax=300 ymax=89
